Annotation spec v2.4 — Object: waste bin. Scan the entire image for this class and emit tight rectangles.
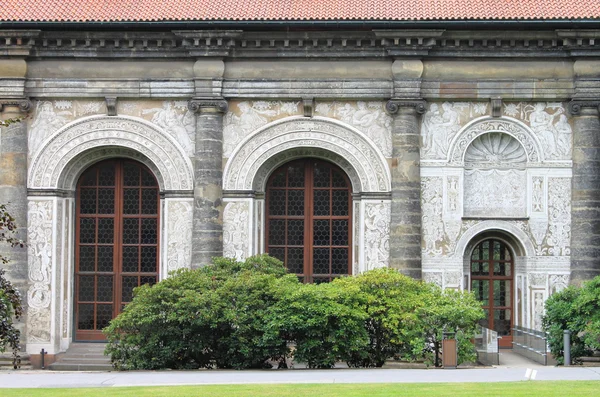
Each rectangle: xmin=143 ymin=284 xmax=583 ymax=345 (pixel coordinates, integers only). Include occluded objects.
xmin=442 ymin=332 xmax=457 ymax=369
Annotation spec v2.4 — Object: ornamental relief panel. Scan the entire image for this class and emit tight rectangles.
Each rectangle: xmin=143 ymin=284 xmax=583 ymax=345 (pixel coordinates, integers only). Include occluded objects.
xmin=464 ymin=169 xmax=526 ymax=217
xmin=421 ymin=101 xmax=572 ymax=162
xmin=223 ymin=100 xmax=302 ymax=158
xmin=223 ymin=201 xmax=250 ymax=261
xmin=26 ymin=199 xmax=54 ymax=344
xmin=421 ymin=177 xmax=445 ymax=257
xmin=363 ymin=201 xmax=391 ymax=270
xmin=166 ymin=200 xmax=193 ymax=273
xmin=29 ymin=100 xmax=106 ymax=158
xmin=546 ymin=178 xmax=571 ymax=256
xmin=314 ymin=101 xmax=392 ymax=158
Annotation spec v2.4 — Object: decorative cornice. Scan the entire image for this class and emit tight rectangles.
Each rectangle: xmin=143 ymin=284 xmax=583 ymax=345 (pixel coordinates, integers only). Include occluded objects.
xmin=568 ymin=100 xmax=600 ymax=116
xmin=385 ymin=99 xmax=427 ymax=115
xmin=0 ymin=98 xmax=32 ymax=113
xmin=188 ymin=98 xmax=228 ymax=114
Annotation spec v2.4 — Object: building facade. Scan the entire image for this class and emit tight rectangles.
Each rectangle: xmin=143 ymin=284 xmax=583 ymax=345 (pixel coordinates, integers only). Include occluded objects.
xmin=2 ymin=1 xmax=600 ymax=363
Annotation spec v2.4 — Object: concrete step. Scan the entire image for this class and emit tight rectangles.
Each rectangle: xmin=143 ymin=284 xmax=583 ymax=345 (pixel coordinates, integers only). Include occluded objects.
xmin=49 ymin=363 xmax=114 ymax=371
xmin=49 ymin=343 xmax=113 ymax=371
xmin=0 ymin=353 xmax=31 ymax=370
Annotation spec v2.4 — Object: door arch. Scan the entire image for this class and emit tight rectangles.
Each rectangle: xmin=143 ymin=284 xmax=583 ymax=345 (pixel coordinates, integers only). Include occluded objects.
xmin=265 ymin=159 xmax=352 ymax=283
xmin=470 ymin=238 xmax=514 ymax=348
xmin=74 ymin=159 xmax=160 ymax=341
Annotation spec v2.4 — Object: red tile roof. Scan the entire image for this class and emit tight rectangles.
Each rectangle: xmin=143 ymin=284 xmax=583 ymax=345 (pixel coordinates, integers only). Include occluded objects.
xmin=1 ymin=0 xmax=599 ymax=23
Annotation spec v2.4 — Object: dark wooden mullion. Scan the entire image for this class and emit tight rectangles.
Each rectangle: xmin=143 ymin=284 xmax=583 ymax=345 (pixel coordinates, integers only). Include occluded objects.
xmin=305 ymin=160 xmax=314 ymax=283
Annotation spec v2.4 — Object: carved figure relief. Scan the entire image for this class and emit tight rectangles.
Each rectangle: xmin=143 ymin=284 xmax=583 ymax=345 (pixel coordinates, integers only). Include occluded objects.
xmin=423 ymin=272 xmax=443 ymax=288
xmin=529 ymin=219 xmax=549 ymax=256
xmin=27 ymin=200 xmax=53 ymax=310
xmin=421 ymin=177 xmax=444 ymax=256
xmin=223 ymin=101 xmax=301 ymax=157
xmin=364 ymin=202 xmax=391 ymax=269
xmin=315 ymin=101 xmax=392 ymax=157
xmin=443 ymin=220 xmax=461 ymax=254
xmin=166 ymin=200 xmax=193 ymax=273
xmin=547 ymin=178 xmax=571 ymax=256
xmin=29 ymin=101 xmax=72 ymax=156
xmin=27 ymin=199 xmax=54 ymax=343
xmin=464 ymin=169 xmax=526 ymax=217
xmin=142 ymin=101 xmax=195 ymax=156
xmin=503 ymin=102 xmax=572 ymax=160
xmin=422 ymin=102 xmax=462 ymax=159
xmin=223 ymin=201 xmax=250 ymax=261
xmin=533 ymin=291 xmax=545 ymax=331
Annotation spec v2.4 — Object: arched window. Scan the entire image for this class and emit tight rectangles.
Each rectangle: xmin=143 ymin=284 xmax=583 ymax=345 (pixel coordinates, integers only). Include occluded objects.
xmin=266 ymin=159 xmax=352 ymax=283
xmin=75 ymin=160 xmax=160 ymax=341
xmin=470 ymin=238 xmax=514 ymax=347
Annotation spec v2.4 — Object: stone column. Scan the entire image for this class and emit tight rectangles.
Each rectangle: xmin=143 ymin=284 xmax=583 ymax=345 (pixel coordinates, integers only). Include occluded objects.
xmin=385 ymin=99 xmax=426 ymax=279
xmin=188 ymin=99 xmax=228 ymax=267
xmin=0 ymin=99 xmax=31 ymax=289
xmin=568 ymin=101 xmax=600 ymax=285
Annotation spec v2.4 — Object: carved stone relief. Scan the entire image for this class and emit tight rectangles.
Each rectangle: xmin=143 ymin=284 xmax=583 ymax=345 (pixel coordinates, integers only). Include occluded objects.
xmin=503 ymin=102 xmax=572 ymax=160
xmin=532 ymin=291 xmax=545 ymax=331
xmin=29 ymin=100 xmax=107 ymax=158
xmin=547 ymin=178 xmax=571 ymax=256
xmin=223 ymin=201 xmax=250 ymax=261
xmin=464 ymin=132 xmax=527 ymax=167
xmin=529 ymin=273 xmax=547 ymax=287
xmin=26 ymin=199 xmax=53 ymax=343
xmin=223 ymin=101 xmax=301 ymax=157
xmin=423 ymin=271 xmax=443 ymax=288
xmin=421 ymin=177 xmax=444 ymax=256
xmin=549 ymin=274 xmax=569 ymax=295
xmin=532 ymin=176 xmax=545 ymax=213
xmin=446 ymin=175 xmax=460 ymax=214
xmin=363 ymin=201 xmax=391 ymax=270
xmin=166 ymin=200 xmax=193 ymax=273
xmin=529 ymin=219 xmax=549 ymax=256
xmin=464 ymin=169 xmax=526 ymax=217
xmin=315 ymin=101 xmax=392 ymax=157
xmin=29 ymin=115 xmax=194 ymax=191
xmin=422 ymin=102 xmax=467 ymax=159
xmin=141 ymin=101 xmax=195 ymax=156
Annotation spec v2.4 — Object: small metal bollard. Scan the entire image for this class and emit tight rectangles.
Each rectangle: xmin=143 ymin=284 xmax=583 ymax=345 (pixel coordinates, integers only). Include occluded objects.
xmin=40 ymin=349 xmax=46 ymax=369
xmin=563 ymin=330 xmax=571 ymax=366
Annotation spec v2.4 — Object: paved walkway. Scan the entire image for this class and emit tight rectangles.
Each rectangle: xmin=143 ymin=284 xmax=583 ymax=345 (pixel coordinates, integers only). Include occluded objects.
xmin=1 ymin=360 xmax=600 ymax=389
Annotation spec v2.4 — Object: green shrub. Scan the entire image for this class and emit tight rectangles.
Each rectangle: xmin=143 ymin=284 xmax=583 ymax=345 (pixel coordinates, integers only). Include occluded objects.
xmin=543 ymin=276 xmax=600 ymax=364
xmin=104 ymin=254 xmax=294 ymax=370
xmin=333 ymin=268 xmax=428 ymax=367
xmin=265 ymin=281 xmax=369 ymax=369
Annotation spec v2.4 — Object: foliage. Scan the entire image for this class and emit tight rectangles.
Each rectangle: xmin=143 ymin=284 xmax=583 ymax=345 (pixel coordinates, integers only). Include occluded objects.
xmin=0 ymin=204 xmax=25 ymax=368
xmin=0 ymin=117 xmax=22 ymax=128
xmin=104 ymin=255 xmax=295 ymax=370
xmin=265 ymin=280 xmax=369 ymax=369
xmin=543 ymin=276 xmax=600 ymax=364
xmin=418 ymin=286 xmax=484 ymax=367
xmin=333 ymin=268 xmax=428 ymax=367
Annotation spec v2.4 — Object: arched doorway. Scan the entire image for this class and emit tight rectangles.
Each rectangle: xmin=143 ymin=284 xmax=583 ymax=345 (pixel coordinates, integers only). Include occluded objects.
xmin=470 ymin=238 xmax=514 ymax=348
xmin=74 ymin=159 xmax=160 ymax=341
xmin=265 ymin=159 xmax=352 ymax=283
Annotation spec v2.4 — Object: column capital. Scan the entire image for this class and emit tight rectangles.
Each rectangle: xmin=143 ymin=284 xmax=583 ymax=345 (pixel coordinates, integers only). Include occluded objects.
xmin=0 ymin=98 xmax=32 ymax=113
xmin=568 ymin=100 xmax=600 ymax=116
xmin=385 ymin=99 xmax=427 ymax=115
xmin=188 ymin=98 xmax=228 ymax=114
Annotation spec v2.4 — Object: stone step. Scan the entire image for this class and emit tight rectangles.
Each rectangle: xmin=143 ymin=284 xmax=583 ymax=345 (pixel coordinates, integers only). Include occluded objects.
xmin=59 ymin=357 xmax=111 ymax=364
xmin=0 ymin=353 xmax=31 ymax=370
xmin=49 ymin=363 xmax=114 ymax=371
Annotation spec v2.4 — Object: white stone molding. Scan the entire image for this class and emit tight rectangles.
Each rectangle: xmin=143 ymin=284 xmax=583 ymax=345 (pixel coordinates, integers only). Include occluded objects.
xmin=223 ymin=116 xmax=391 ymax=194
xmin=163 ymin=198 xmax=193 ymax=275
xmin=28 ymin=115 xmax=194 ymax=192
xmin=455 ymin=220 xmax=536 ymax=258
xmin=447 ymin=116 xmax=544 ymax=165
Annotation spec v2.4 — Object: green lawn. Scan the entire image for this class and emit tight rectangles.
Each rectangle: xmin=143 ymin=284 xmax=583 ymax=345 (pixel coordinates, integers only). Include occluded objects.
xmin=3 ymin=382 xmax=599 ymax=397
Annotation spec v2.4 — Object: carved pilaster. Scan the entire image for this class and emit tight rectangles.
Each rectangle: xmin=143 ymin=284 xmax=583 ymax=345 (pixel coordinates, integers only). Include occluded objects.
xmin=188 ymin=98 xmax=228 ymax=267
xmin=569 ymin=100 xmax=600 ymax=284
xmin=386 ymin=99 xmax=426 ymax=279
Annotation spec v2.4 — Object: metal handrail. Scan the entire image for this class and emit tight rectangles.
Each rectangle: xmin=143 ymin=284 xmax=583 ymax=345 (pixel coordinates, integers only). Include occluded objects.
xmin=474 ymin=325 xmax=499 ymax=366
xmin=512 ymin=326 xmax=551 ymax=365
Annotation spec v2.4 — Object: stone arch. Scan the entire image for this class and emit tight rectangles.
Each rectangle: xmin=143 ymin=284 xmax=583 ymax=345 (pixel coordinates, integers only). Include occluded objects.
xmin=455 ymin=220 xmax=535 ymax=259
xmin=223 ymin=116 xmax=391 ymax=194
xmin=28 ymin=115 xmax=194 ymax=192
xmin=447 ymin=116 xmax=544 ymax=164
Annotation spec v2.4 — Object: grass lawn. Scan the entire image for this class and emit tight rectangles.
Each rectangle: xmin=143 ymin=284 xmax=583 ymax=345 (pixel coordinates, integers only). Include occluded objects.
xmin=2 ymin=381 xmax=599 ymax=397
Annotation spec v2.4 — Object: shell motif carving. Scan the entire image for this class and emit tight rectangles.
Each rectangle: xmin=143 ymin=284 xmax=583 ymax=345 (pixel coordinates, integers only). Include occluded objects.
xmin=464 ymin=132 xmax=527 ymax=166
